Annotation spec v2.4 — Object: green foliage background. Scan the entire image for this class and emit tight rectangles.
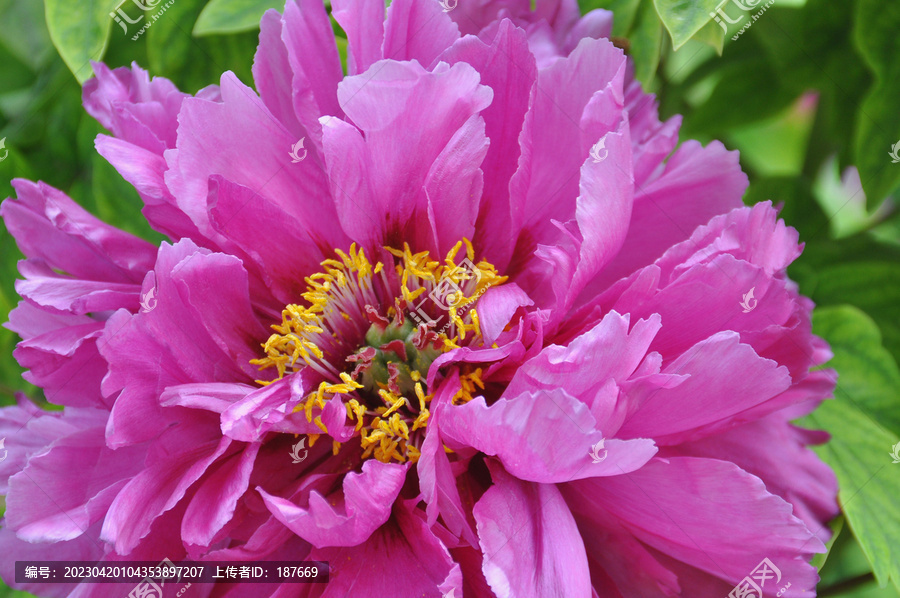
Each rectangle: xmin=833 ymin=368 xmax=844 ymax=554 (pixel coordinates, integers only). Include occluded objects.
xmin=0 ymin=0 xmax=898 ymax=596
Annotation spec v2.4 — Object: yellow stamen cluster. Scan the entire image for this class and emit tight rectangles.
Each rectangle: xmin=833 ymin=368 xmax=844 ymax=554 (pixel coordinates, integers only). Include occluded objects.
xmin=251 ymin=245 xmax=382 ymax=383
xmin=252 ymin=240 xmax=505 ymax=465
xmin=453 ymin=367 xmax=485 ymax=405
xmin=388 ymin=239 xmax=506 ymax=345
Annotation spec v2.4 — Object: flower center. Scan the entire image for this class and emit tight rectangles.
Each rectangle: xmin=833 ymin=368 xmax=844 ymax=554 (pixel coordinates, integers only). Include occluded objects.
xmin=251 ymin=240 xmax=505 ymax=463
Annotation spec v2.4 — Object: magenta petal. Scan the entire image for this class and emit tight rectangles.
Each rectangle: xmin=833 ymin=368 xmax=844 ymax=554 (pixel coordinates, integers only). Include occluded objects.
xmin=474 ymin=283 xmax=534 ymax=346
xmin=83 ymin=61 xmax=186 ymax=152
xmin=1 ymin=180 xmax=155 ymax=282
xmin=221 ymin=374 xmax=326 ymax=441
xmin=441 ymin=389 xmax=656 ymax=482
xmin=282 ymin=0 xmax=344 ymax=148
xmin=94 ymin=136 xmax=204 ymax=241
xmin=619 ymin=332 xmax=792 ymax=444
xmin=326 ymin=60 xmax=492 ymax=254
xmin=565 ymin=457 xmax=824 ymax=593
xmin=416 ymin=377 xmax=477 ymax=545
xmin=182 ymin=442 xmax=260 ymax=547
xmin=6 ymin=423 xmax=143 ymax=542
xmin=0 ymin=523 xmax=104 ymax=598
xmin=166 ymin=72 xmax=346 ymax=249
xmin=310 ymin=500 xmax=461 ymax=597
xmin=254 ymin=9 xmax=305 ymax=136
xmin=16 ymin=260 xmax=139 ymax=314
xmin=257 ymin=460 xmax=408 ymax=548
xmin=506 ymin=310 xmax=660 ymax=407
xmin=440 ymin=19 xmax=537 ymax=268
xmin=591 ymin=139 xmax=747 ymax=287
xmin=331 ymin=0 xmax=385 ymax=75
xmin=475 ymin=463 xmax=591 ymax=597
xmin=508 ymin=37 xmax=626 ymax=247
xmin=383 ymin=0 xmax=460 ymax=66
xmin=101 ymin=432 xmax=230 ymax=554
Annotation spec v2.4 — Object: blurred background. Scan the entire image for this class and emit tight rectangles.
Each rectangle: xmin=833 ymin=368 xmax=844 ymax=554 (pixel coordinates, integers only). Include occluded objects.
xmin=0 ymin=0 xmax=898 ymax=596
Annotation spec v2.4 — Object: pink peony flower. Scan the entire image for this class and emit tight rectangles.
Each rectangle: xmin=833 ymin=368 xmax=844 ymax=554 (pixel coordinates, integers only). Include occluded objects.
xmin=1 ymin=0 xmax=837 ymax=596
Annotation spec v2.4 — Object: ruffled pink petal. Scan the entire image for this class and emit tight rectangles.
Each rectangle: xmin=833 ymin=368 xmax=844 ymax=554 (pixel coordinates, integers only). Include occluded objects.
xmin=6 ymin=420 xmax=144 ymax=542
xmin=94 ymin=135 xmax=204 ymax=241
xmin=442 ymin=388 xmax=656 ymax=482
xmin=439 ymin=19 xmax=537 ymax=268
xmin=671 ymin=414 xmax=838 ymax=541
xmin=506 ymin=310 xmax=660 ymax=408
xmin=83 ymin=61 xmax=186 ymax=152
xmin=16 ymin=260 xmax=140 ymax=314
xmin=416 ymin=376 xmax=478 ymax=545
xmin=564 ymin=457 xmax=824 ymax=596
xmin=0 ymin=522 xmax=105 ymax=598
xmin=281 ymin=0 xmax=344 ymax=153
xmin=384 ymin=0 xmax=460 ymax=66
xmin=475 ymin=463 xmax=591 ymax=597
xmin=165 ymin=72 xmax=346 ymax=251
xmin=258 ymin=460 xmax=408 ymax=548
xmin=1 ymin=180 xmax=155 ymax=282
xmin=182 ymin=441 xmax=260 ymax=547
xmin=331 ymin=0 xmax=385 ymax=75
xmin=618 ymin=332 xmax=792 ymax=444
xmin=508 ymin=37 xmax=626 ymax=250
xmin=101 ymin=427 xmax=230 ymax=554
xmin=309 ymin=500 xmax=461 ymax=597
xmin=586 ymin=140 xmax=748 ymax=290
xmin=13 ymin=317 xmax=109 ymax=408
xmin=221 ymin=374 xmax=331 ymax=441
xmin=102 ymin=240 xmax=264 ymax=447
xmin=324 ymin=59 xmax=491 ymax=255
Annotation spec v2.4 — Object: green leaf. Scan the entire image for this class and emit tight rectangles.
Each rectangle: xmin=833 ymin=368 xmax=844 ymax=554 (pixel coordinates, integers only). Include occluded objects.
xmin=193 ymin=0 xmax=283 ymax=36
xmin=43 ymin=0 xmax=118 ymax=82
xmin=146 ymin=0 xmax=258 ymax=93
xmin=852 ymin=0 xmax=900 ymax=210
xmin=579 ymin=0 xmax=642 ymax=37
xmin=0 ymin=0 xmax=54 ymax=70
xmin=789 ymin=235 xmax=900 ymax=367
xmin=804 ymin=306 xmax=900 ymax=592
xmin=652 ymin=0 xmax=719 ymax=50
xmin=628 ymin=0 xmax=663 ymax=86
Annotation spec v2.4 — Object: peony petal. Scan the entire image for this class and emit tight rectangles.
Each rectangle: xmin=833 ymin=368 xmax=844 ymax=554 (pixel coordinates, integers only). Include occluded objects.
xmin=258 ymin=460 xmax=408 ymax=548
xmin=310 ymin=500 xmax=461 ymax=597
xmin=564 ymin=457 xmax=824 ymax=594
xmin=441 ymin=388 xmax=656 ymax=482
xmin=475 ymin=463 xmax=591 ymax=597
xmin=6 ymin=424 xmax=144 ymax=542
xmin=383 ymin=0 xmax=460 ymax=67
xmin=331 ymin=0 xmax=385 ymax=75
